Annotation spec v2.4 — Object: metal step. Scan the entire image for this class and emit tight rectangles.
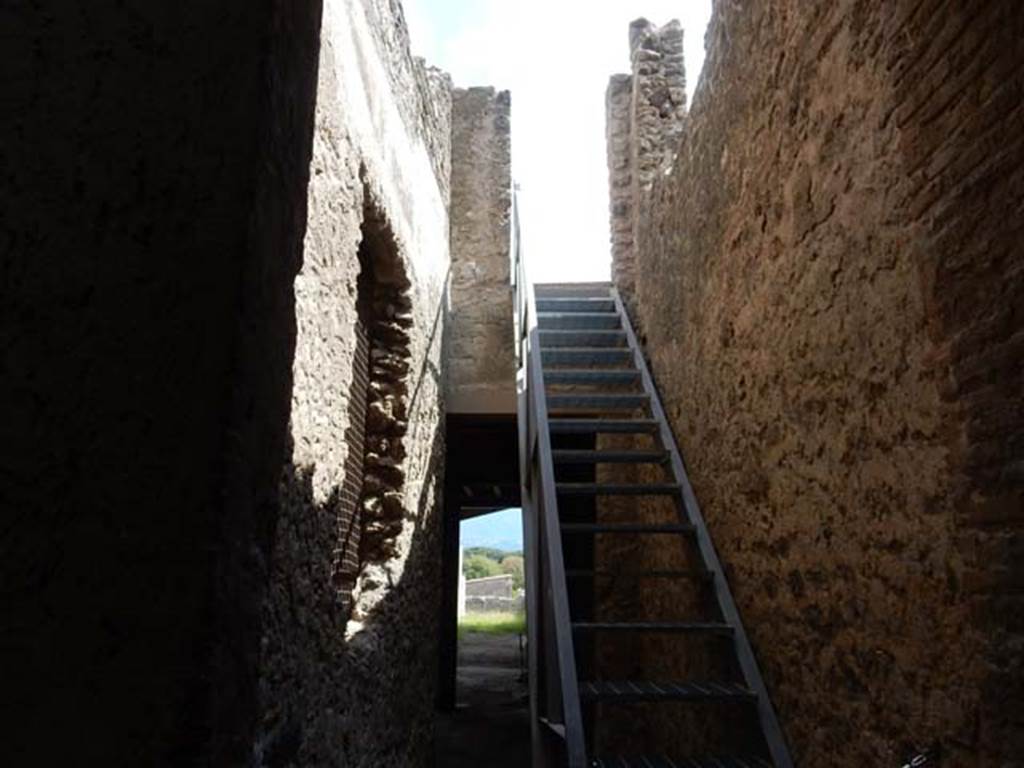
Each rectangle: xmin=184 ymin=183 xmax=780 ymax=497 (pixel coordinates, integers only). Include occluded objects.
xmin=579 ymin=680 xmax=756 ymax=703
xmin=536 ymin=298 xmax=616 ymax=312
xmin=556 ymin=482 xmax=681 ymax=496
xmin=551 ymin=449 xmax=666 ymax=464
xmin=542 ymin=348 xmax=634 ymax=366
xmin=591 ymin=756 xmax=772 ymax=768
xmin=549 ymin=418 xmax=659 ymax=434
xmin=544 ymin=369 xmax=639 ymax=385
xmin=520 ymin=277 xmax=793 ymax=768
xmin=564 ymin=569 xmax=713 ymax=581
xmin=572 ymin=622 xmax=733 ymax=635
xmin=560 ymin=523 xmax=695 ymax=535
xmin=538 ymin=312 xmax=621 ymax=330
xmin=547 ymin=393 xmax=648 ymax=411
xmin=534 ymin=282 xmax=612 ymax=298
xmin=539 ymin=330 xmax=627 ymax=348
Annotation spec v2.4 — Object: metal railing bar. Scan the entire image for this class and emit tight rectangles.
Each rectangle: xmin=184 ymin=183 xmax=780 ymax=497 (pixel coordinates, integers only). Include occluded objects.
xmin=526 ymin=301 xmax=588 ymax=767
xmin=513 ymin=183 xmax=588 ymax=767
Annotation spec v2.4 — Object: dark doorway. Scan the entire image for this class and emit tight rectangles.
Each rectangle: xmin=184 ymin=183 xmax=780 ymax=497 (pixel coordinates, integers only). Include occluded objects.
xmin=437 ymin=414 xmax=526 ymax=767
xmin=438 ymin=415 xmax=521 ymax=709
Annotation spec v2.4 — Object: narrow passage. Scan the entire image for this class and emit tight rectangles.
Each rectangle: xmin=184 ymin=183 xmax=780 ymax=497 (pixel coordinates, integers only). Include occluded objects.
xmin=434 ymin=630 xmax=530 ymax=767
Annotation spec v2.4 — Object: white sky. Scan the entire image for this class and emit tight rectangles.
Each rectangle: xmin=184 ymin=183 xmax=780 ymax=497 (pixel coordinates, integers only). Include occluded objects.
xmin=403 ymin=0 xmax=712 ymax=283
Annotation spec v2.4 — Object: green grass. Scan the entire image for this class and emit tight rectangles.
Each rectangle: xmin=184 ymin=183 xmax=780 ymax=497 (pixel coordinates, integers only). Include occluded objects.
xmin=458 ymin=612 xmax=526 ymax=637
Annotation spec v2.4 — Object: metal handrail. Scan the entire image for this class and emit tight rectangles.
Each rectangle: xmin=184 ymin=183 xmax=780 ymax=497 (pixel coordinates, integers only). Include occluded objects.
xmin=513 ymin=187 xmax=588 ymax=767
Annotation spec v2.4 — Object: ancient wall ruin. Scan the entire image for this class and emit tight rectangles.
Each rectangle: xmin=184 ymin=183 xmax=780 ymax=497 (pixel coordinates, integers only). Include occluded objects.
xmin=606 ymin=20 xmax=687 ymax=304
xmin=256 ymin=1 xmax=452 ymax=765
xmin=448 ymin=87 xmax=515 ymax=414
xmin=609 ymin=3 xmax=1023 ymax=765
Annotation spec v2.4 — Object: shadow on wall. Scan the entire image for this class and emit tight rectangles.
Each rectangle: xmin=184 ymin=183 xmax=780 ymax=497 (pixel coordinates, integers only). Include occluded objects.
xmin=1 ymin=1 xmax=326 ymax=765
xmin=257 ymin=182 xmax=450 ymax=766
xmin=261 ymin=433 xmax=444 ymax=767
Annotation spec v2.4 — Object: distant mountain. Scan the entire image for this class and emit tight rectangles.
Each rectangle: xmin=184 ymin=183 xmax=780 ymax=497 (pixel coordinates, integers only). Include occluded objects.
xmin=460 ymin=507 xmax=523 ymax=553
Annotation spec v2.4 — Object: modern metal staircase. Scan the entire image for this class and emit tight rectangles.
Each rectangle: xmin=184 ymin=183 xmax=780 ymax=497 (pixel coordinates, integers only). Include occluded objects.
xmin=513 ymin=208 xmax=792 ymax=767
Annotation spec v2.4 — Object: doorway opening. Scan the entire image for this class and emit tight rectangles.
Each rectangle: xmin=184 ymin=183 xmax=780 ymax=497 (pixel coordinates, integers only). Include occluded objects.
xmin=457 ymin=507 xmax=527 ymax=713
xmin=436 ymin=415 xmax=528 ymax=767
xmin=452 ymin=507 xmax=528 ymax=753
xmin=459 ymin=507 xmax=525 ymax=639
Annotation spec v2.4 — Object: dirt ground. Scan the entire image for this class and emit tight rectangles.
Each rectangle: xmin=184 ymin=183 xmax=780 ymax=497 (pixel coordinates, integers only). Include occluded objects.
xmin=434 ymin=631 xmax=531 ymax=767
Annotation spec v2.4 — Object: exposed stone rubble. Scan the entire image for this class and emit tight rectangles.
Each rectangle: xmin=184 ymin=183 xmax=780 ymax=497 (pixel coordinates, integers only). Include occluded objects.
xmin=359 ymin=284 xmax=414 ymax=570
xmin=448 ymin=87 xmax=515 ymax=414
xmin=606 ymin=19 xmax=687 ymax=303
xmin=628 ymin=19 xmax=686 ymax=195
xmin=606 ymin=75 xmax=635 ymax=298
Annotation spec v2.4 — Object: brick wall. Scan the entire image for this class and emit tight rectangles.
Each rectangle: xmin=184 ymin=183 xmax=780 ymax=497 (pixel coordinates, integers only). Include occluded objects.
xmin=333 ymin=305 xmax=370 ymax=606
xmin=894 ymin=2 xmax=1024 ymax=756
xmin=611 ymin=2 xmax=1023 ymax=764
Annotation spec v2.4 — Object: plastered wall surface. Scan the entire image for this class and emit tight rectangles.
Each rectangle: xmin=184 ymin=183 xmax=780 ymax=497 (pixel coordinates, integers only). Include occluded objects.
xmin=612 ymin=2 xmax=1023 ymax=764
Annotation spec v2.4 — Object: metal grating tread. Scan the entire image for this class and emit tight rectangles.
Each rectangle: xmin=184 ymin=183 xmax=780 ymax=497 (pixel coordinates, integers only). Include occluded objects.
xmin=565 ymin=569 xmax=713 ymax=581
xmin=542 ymin=348 xmax=634 ymax=365
xmin=556 ymin=482 xmax=681 ymax=496
xmin=534 ymin=282 xmax=612 ymax=298
xmin=537 ymin=298 xmax=616 ymax=312
xmin=572 ymin=621 xmax=732 ymax=634
xmin=579 ymin=680 xmax=756 ymax=703
xmin=539 ymin=330 xmax=628 ymax=348
xmin=590 ymin=755 xmax=772 ymax=768
xmin=518 ymin=277 xmax=794 ymax=767
xmin=561 ymin=522 xmax=695 ymax=535
xmin=552 ymin=449 xmax=666 ymax=464
xmin=549 ymin=418 xmax=659 ymax=434
xmin=545 ymin=369 xmax=640 ymax=384
xmin=547 ymin=393 xmax=648 ymax=410
xmin=538 ymin=312 xmax=622 ymax=330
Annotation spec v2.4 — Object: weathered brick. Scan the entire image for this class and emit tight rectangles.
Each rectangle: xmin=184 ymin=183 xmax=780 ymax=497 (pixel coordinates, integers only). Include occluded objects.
xmin=608 ymin=1 xmax=1024 ymax=765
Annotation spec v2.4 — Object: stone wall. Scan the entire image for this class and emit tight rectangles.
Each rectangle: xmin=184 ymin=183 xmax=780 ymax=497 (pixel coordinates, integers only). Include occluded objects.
xmin=448 ymin=87 xmax=515 ymax=414
xmin=606 ymin=75 xmax=636 ymax=295
xmin=606 ymin=20 xmax=687 ymax=303
xmin=611 ymin=3 xmax=1023 ymax=765
xmin=465 ymin=595 xmax=525 ymax=615
xmin=2 ymin=0 xmax=481 ymax=765
xmin=463 ymin=572 xmax=522 ymax=614
xmin=465 ymin=573 xmax=515 ymax=598
xmin=0 ymin=2 xmax=323 ymax=765
xmin=255 ymin=0 xmax=453 ymax=765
